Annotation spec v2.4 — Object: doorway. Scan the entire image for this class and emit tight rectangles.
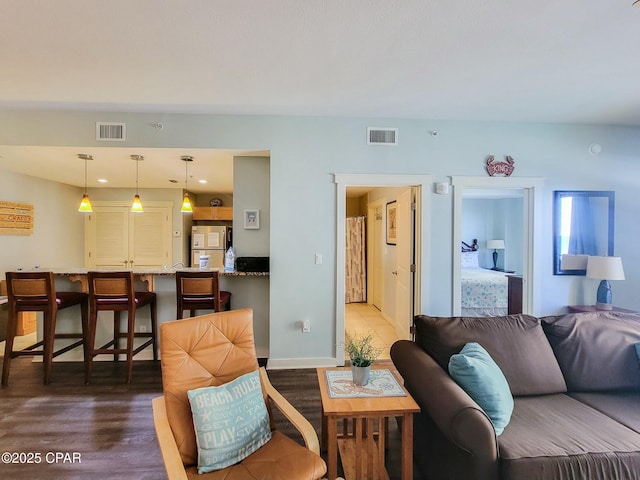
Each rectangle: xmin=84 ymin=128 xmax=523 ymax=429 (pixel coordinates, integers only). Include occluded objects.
xmin=452 ymin=176 xmax=544 ymax=316
xmin=345 ymin=187 xmax=414 ymax=360
xmin=334 ymin=174 xmax=431 ymax=366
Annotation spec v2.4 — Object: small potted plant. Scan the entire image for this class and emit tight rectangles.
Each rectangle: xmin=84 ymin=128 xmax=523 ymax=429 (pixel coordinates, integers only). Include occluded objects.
xmin=345 ymin=332 xmax=381 ymax=386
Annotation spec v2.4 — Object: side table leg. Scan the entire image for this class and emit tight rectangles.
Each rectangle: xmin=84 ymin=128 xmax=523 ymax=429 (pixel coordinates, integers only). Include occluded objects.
xmin=401 ymin=412 xmax=414 ymax=480
xmin=327 ymin=415 xmax=337 ymax=480
xmin=322 ymin=408 xmax=327 ymax=451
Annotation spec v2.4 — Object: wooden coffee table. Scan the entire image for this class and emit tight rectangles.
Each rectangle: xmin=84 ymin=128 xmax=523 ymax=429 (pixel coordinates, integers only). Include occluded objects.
xmin=317 ymin=366 xmax=419 ymax=480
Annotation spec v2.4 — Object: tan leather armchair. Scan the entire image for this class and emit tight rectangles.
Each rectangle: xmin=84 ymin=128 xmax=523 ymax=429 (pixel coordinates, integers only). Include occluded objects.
xmin=152 ymin=308 xmax=327 ymax=480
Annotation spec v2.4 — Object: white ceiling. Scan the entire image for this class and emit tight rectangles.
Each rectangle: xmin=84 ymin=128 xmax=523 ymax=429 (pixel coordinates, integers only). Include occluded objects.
xmin=0 ymin=1 xmax=639 ymax=190
xmin=0 ymin=145 xmax=267 ymax=193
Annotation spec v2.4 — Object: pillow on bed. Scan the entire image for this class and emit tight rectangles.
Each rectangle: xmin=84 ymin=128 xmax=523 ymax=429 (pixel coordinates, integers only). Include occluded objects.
xmin=461 ymin=251 xmax=479 ymax=269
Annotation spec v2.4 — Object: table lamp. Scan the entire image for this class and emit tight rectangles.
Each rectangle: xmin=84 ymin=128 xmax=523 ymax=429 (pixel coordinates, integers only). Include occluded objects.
xmin=560 ymin=254 xmax=588 ymax=271
xmin=586 ymin=256 xmax=625 ymax=310
xmin=487 ymin=239 xmax=505 ymax=270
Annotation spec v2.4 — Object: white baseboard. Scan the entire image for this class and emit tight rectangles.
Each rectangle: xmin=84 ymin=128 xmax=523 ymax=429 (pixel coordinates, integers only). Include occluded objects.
xmin=266 ymin=357 xmax=341 ymax=370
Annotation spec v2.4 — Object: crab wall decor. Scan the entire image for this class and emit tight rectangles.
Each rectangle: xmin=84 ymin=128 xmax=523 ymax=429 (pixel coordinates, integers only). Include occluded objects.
xmin=486 ymin=155 xmax=515 ymax=177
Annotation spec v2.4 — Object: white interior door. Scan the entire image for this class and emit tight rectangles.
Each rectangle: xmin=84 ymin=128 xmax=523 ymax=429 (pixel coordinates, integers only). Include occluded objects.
xmin=394 ymin=189 xmax=414 ymax=339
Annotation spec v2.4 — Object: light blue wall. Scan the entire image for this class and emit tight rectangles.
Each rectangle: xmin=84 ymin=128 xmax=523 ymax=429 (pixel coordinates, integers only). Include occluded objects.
xmin=462 ymin=197 xmax=524 ymax=271
xmin=1 ymin=109 xmax=639 ymax=364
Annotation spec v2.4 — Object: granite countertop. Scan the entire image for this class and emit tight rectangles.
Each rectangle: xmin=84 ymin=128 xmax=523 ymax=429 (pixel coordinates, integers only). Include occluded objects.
xmin=11 ymin=267 xmax=269 ymax=277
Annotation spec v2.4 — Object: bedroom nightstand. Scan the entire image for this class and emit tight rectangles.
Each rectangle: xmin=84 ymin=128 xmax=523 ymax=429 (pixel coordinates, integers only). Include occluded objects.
xmin=567 ymin=305 xmax=638 ymax=314
xmin=507 ymin=275 xmax=523 ymax=314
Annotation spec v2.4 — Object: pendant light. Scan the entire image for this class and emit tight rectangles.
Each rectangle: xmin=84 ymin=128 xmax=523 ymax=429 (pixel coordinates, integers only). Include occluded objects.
xmin=180 ymin=155 xmax=193 ymax=213
xmin=78 ymin=154 xmax=93 ymax=213
xmin=131 ymin=155 xmax=144 ymax=213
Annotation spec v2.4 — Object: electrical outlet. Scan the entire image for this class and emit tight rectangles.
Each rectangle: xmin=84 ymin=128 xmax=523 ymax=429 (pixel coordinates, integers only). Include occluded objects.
xmin=302 ymin=320 xmax=311 ymax=333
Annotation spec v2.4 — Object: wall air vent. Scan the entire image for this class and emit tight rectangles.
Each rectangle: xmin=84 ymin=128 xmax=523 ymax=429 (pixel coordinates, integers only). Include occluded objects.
xmin=96 ymin=122 xmax=126 ymax=141
xmin=367 ymin=127 xmax=398 ymax=146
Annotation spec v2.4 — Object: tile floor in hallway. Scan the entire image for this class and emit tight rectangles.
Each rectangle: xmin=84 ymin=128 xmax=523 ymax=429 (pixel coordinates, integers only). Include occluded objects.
xmin=344 ymin=302 xmax=400 ymax=361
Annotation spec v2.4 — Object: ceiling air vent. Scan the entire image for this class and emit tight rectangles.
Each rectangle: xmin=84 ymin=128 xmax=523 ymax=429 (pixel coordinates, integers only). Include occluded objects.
xmin=367 ymin=127 xmax=398 ymax=146
xmin=96 ymin=122 xmax=126 ymax=142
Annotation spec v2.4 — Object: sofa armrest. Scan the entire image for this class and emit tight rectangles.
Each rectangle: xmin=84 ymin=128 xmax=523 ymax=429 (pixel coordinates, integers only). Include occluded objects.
xmin=391 ymin=340 xmax=499 ymax=479
xmin=152 ymin=396 xmax=189 ymax=480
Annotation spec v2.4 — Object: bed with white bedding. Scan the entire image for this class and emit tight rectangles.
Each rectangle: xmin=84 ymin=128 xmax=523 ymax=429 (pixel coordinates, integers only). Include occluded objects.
xmin=461 ymin=249 xmax=508 ymax=317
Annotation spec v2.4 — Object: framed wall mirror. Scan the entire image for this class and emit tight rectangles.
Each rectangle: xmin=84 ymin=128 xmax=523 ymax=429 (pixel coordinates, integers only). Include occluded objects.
xmin=553 ymin=190 xmax=615 ymax=275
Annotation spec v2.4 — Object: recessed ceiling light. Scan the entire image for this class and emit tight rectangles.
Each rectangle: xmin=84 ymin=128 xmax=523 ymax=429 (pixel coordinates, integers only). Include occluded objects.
xmin=97 ymin=178 xmax=108 ymax=183
xmin=198 ymin=179 xmax=208 ymax=184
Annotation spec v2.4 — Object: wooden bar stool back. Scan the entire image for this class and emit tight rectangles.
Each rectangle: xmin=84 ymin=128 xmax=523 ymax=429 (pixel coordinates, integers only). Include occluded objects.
xmin=86 ymin=271 xmax=157 ymax=384
xmin=175 ymin=270 xmax=231 ymax=319
xmin=2 ymin=271 xmax=88 ymax=386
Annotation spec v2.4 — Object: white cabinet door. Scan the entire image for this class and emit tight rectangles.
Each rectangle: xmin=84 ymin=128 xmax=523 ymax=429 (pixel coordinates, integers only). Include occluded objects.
xmin=85 ymin=203 xmax=171 ymax=268
xmin=85 ymin=207 xmax=129 ymax=267
xmin=130 ymin=207 xmax=170 ymax=267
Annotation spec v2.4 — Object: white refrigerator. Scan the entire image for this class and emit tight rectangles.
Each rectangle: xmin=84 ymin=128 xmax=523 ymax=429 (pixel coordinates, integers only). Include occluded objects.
xmin=191 ymin=226 xmax=231 ymax=268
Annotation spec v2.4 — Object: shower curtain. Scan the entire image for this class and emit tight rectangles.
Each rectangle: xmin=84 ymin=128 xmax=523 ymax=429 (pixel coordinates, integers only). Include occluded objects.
xmin=346 ymin=216 xmax=367 ymax=303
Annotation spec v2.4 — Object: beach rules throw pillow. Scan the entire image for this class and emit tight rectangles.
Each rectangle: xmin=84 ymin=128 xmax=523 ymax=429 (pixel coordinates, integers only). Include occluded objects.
xmin=187 ymin=370 xmax=272 ymax=473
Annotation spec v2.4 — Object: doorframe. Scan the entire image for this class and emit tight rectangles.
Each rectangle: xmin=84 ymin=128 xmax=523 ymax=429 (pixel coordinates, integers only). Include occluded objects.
xmin=451 ymin=176 xmax=544 ymax=316
xmin=334 ymin=174 xmax=431 ymax=365
xmin=366 ymin=199 xmax=386 ymax=310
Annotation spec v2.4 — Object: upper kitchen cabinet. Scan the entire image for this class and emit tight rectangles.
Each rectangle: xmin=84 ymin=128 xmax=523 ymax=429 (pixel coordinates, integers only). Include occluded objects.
xmin=84 ymin=202 xmax=172 ymax=268
xmin=192 ymin=206 xmax=233 ymax=221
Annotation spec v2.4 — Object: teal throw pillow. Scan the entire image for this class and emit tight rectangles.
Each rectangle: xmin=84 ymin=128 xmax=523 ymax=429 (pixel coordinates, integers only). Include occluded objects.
xmin=448 ymin=342 xmax=514 ymax=435
xmin=188 ymin=370 xmax=272 ymax=473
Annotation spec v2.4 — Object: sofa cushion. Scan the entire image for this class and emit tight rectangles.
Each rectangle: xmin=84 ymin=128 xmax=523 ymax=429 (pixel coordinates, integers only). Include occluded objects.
xmin=499 ymin=394 xmax=640 ymax=480
xmin=542 ymin=311 xmax=640 ymax=392
xmin=415 ymin=314 xmax=567 ymax=395
xmin=570 ymin=392 xmax=640 ymax=435
xmin=448 ymin=342 xmax=514 ymax=435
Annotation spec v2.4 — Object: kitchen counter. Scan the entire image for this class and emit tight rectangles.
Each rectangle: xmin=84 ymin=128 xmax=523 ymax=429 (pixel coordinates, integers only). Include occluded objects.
xmin=16 ymin=267 xmax=268 ymax=276
xmin=10 ymin=267 xmax=270 ymax=361
xmin=11 ymin=267 xmax=268 ymax=291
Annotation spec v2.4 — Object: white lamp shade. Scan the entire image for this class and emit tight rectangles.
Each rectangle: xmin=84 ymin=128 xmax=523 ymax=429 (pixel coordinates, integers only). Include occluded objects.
xmin=487 ymin=239 xmax=505 ymax=250
xmin=586 ymin=256 xmax=625 ymax=281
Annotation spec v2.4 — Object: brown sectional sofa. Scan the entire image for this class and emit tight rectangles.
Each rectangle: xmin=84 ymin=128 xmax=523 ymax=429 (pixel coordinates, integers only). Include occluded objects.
xmin=391 ymin=311 xmax=640 ymax=480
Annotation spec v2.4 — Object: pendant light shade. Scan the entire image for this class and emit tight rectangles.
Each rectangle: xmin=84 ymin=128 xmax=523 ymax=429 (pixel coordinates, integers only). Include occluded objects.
xmin=78 ymin=154 xmax=93 ymax=213
xmin=131 ymin=155 xmax=144 ymax=213
xmin=181 ymin=193 xmax=192 ymax=212
xmin=131 ymin=194 xmax=144 ymax=212
xmin=181 ymin=155 xmax=194 ymax=213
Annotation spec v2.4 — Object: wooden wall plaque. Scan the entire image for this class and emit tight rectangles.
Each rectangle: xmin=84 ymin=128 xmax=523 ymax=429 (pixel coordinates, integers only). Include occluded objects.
xmin=0 ymin=201 xmax=34 ymax=235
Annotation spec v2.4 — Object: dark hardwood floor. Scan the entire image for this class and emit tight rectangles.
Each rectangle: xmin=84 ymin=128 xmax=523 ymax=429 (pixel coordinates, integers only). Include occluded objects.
xmin=0 ymin=357 xmax=414 ymax=480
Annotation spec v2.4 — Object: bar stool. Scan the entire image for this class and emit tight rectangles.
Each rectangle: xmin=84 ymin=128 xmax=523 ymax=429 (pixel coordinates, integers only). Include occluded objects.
xmin=175 ymin=270 xmax=231 ymax=320
xmin=2 ymin=271 xmax=88 ymax=386
xmin=85 ymin=271 xmax=157 ymax=384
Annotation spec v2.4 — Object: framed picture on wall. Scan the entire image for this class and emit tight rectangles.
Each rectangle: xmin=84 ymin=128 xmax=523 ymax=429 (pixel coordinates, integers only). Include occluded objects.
xmin=386 ymin=201 xmax=397 ymax=245
xmin=244 ymin=209 xmax=260 ymax=229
